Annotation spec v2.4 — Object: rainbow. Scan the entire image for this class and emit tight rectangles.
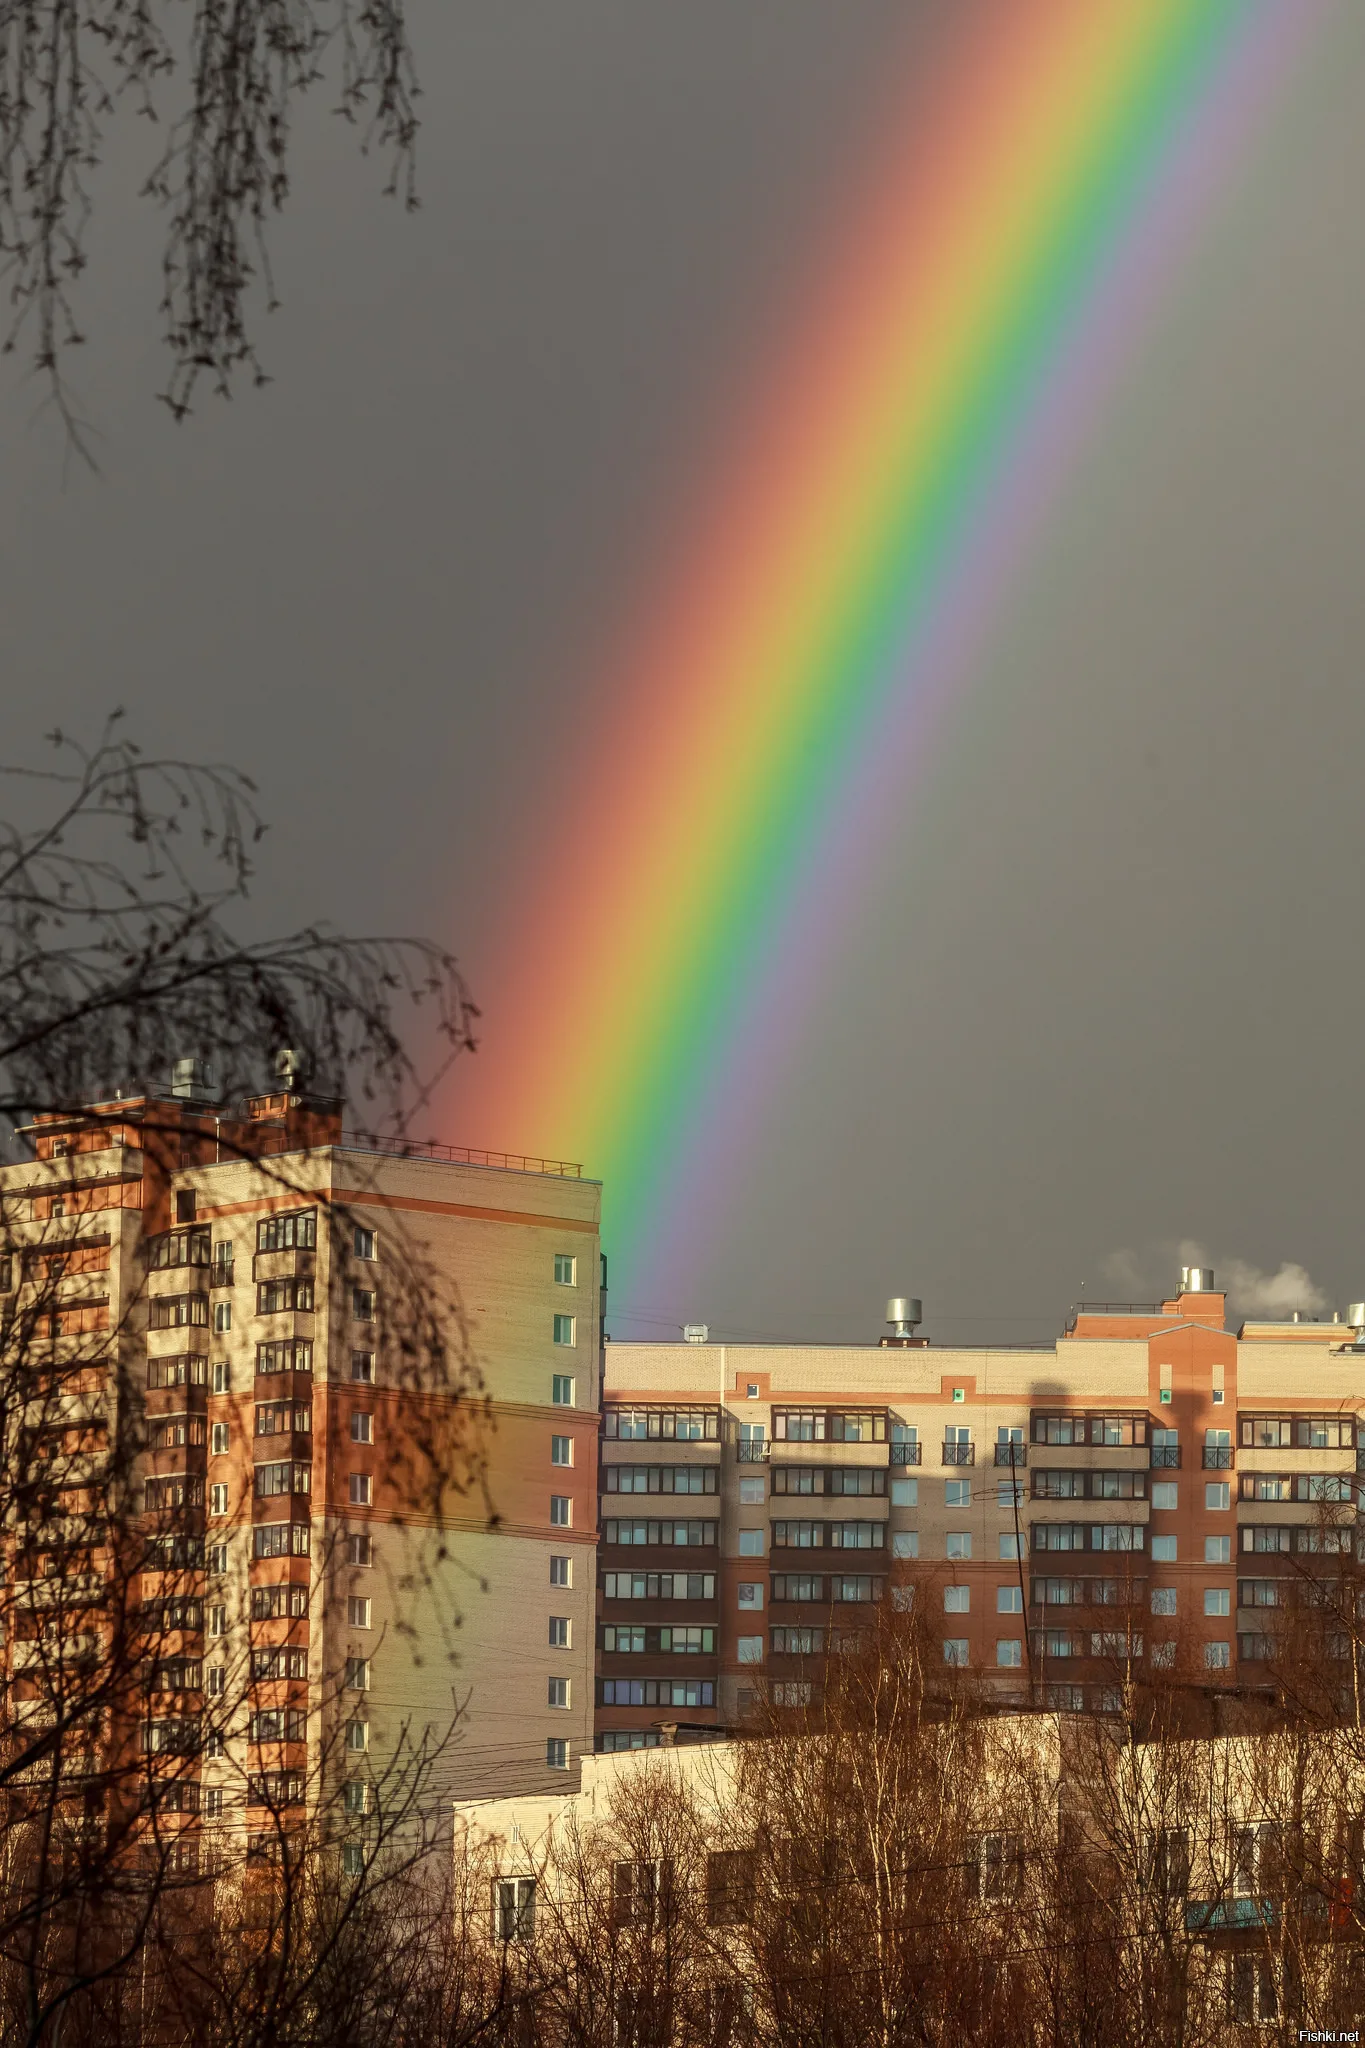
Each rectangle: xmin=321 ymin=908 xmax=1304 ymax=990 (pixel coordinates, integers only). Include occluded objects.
xmin=457 ymin=0 xmax=1322 ymax=1312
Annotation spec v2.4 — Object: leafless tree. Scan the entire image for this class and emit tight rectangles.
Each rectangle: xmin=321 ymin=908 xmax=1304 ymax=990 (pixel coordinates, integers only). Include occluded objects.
xmin=0 ymin=0 xmax=418 ymax=445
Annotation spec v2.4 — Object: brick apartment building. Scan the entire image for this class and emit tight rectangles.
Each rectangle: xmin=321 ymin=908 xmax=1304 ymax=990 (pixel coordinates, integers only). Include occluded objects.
xmin=594 ymin=1272 xmax=1365 ymax=1749
xmin=1 ymin=1071 xmax=603 ymax=1867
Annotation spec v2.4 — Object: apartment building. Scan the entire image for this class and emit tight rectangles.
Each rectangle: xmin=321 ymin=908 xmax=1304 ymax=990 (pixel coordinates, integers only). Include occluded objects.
xmin=1 ymin=1069 xmax=602 ymax=1868
xmin=595 ymin=1271 xmax=1365 ymax=1747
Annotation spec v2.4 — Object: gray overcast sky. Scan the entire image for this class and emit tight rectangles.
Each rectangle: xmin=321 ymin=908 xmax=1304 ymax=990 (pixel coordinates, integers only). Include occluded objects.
xmin=3 ymin=3 xmax=1364 ymax=1346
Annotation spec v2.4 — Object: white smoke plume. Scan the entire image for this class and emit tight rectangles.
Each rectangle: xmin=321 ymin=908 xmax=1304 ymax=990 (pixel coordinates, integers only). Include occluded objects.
xmin=1098 ymin=1241 xmax=1330 ymax=1321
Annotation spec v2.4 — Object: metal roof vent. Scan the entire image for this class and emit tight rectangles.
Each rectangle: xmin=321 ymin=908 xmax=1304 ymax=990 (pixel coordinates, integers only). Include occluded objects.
xmin=682 ymin=1323 xmax=709 ymax=1345
xmin=1348 ymin=1303 xmax=1365 ymax=1344
xmin=886 ymin=1297 xmax=922 ymax=1340
xmin=1180 ymin=1266 xmax=1215 ymax=1294
xmin=171 ymin=1057 xmax=217 ymax=1104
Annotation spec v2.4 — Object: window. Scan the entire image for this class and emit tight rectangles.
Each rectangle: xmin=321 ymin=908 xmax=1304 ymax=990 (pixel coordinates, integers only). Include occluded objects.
xmin=204 ymin=1299 xmax=228 ymax=1335
xmin=256 ymin=1461 xmax=311 ymax=1498
xmin=548 ymin=1677 xmax=570 ymax=1708
xmin=1205 ymin=1482 xmax=1230 ymax=1511
xmin=551 ymin=1435 xmax=572 ymax=1467
xmin=257 ymin=1340 xmax=312 ymax=1377
xmin=345 ymin=1658 xmax=371 ymax=1690
xmin=739 ymin=1477 xmax=765 ymax=1504
xmin=946 ymin=1533 xmax=971 ymax=1560
xmin=1204 ymin=1641 xmax=1230 ymax=1670
xmin=210 ymin=1422 xmax=229 ymax=1456
xmin=353 ymin=1225 xmax=376 ymax=1261
xmin=1205 ymin=1536 xmax=1231 ymax=1565
xmin=350 ymin=1475 xmax=372 ymax=1506
xmin=212 ymin=1361 xmax=231 ymax=1394
xmin=343 ymin=1843 xmax=365 ymax=1877
xmin=348 ymin=1597 xmax=372 ymax=1629
xmin=344 ymin=1780 xmax=373 ymax=1816
xmin=1204 ymin=1588 xmax=1230 ymax=1617
xmin=999 ymin=1534 xmax=1021 ymax=1561
xmin=553 ymin=1314 xmax=575 ymax=1347
xmin=206 ymin=1666 xmax=225 ymax=1698
xmin=1151 ymin=1535 xmax=1177 ymax=1563
xmin=210 ymin=1483 xmax=229 ymax=1517
xmin=1228 ymin=1953 xmax=1278 ymax=2027
xmin=550 ymin=1555 xmax=572 ymax=1588
xmin=968 ymin=1833 xmax=1023 ymax=1900
xmin=944 ymin=1640 xmax=969 ymax=1665
xmin=737 ymin=1635 xmax=764 ymax=1664
xmin=208 ymin=1604 xmax=227 ymax=1637
xmin=1151 ymin=1588 xmax=1177 ymax=1615
xmin=550 ymin=1495 xmax=571 ymax=1527
xmin=771 ymin=1626 xmax=823 ymax=1655
xmin=706 ymin=1849 xmax=754 ymax=1927
xmin=1148 ymin=1827 xmax=1190 ymax=1898
xmin=997 ymin=1479 xmax=1024 ymax=1509
xmin=552 ymin=1374 xmax=575 ymax=1407
xmin=546 ymin=1739 xmax=569 ymax=1770
xmin=251 ymin=1584 xmax=308 ymax=1620
xmin=891 ymin=1478 xmax=918 ymax=1506
xmin=944 ymin=1586 xmax=970 ymax=1613
xmin=347 ymin=1533 xmax=373 ymax=1567
xmin=997 ymin=1586 xmax=1023 ymax=1614
xmin=554 ymin=1254 xmax=576 ymax=1285
xmin=738 ymin=1529 xmax=763 ymax=1556
xmin=495 ymin=1876 xmax=537 ymax=1943
xmin=891 ymin=1531 xmax=919 ymax=1559
xmin=253 ymin=1523 xmax=311 ymax=1558
xmin=549 ymin=1616 xmax=571 ymax=1648
xmin=996 ymin=1639 xmax=1023 ymax=1668
xmin=1151 ymin=1482 xmax=1177 ymax=1511
xmin=737 ymin=1583 xmax=764 ymax=1610
xmin=945 ymin=1479 xmax=971 ymax=1508
xmin=352 ymin=1289 xmax=375 ymax=1323
xmin=351 ymin=1353 xmax=374 ymax=1384
xmin=205 ymin=1787 xmax=225 ymax=1819
xmin=257 ymin=1211 xmax=317 ymax=1254
xmin=348 ymin=1721 xmax=369 ymax=1752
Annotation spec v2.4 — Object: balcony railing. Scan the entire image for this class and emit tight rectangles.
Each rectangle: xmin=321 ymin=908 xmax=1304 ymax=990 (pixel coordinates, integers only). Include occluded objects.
xmin=736 ymin=1442 xmax=770 ymax=1463
xmin=210 ymin=1259 xmax=235 ymax=1289
xmin=1151 ymin=1446 xmax=1181 ymax=1468
xmin=1203 ymin=1447 xmax=1234 ymax=1470
xmin=942 ymin=1444 xmax=975 ymax=1466
xmin=994 ymin=1444 xmax=1027 ymax=1468
xmin=889 ymin=1443 xmax=922 ymax=1466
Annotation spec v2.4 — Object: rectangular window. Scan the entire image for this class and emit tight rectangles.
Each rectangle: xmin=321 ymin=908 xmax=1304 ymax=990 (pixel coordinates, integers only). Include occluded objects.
xmin=1205 ymin=1482 xmax=1230 ymax=1511
xmin=1151 ymin=1588 xmax=1177 ymax=1615
xmin=252 ymin=1522 xmax=311 ymax=1558
xmin=255 ymin=1461 xmax=312 ymax=1498
xmin=945 ymin=1480 xmax=971 ymax=1508
xmin=946 ymin=1533 xmax=971 ymax=1560
xmin=350 ymin=1474 xmax=372 ymax=1506
xmin=256 ymin=1279 xmax=314 ymax=1316
xmin=550 ymin=1495 xmax=571 ymax=1527
xmin=891 ymin=1478 xmax=918 ymax=1507
xmin=997 ymin=1480 xmax=1024 ymax=1510
xmin=1204 ymin=1588 xmax=1230 ymax=1617
xmin=212 ymin=1360 xmax=230 ymax=1394
xmin=997 ymin=1586 xmax=1023 ymax=1614
xmin=1150 ymin=1482 xmax=1178 ymax=1511
xmin=943 ymin=1640 xmax=969 ymax=1666
xmin=549 ymin=1617 xmax=571 ymax=1648
xmin=351 ymin=1413 xmax=373 ymax=1445
xmin=351 ymin=1353 xmax=374 ymax=1384
xmin=891 ymin=1531 xmax=918 ymax=1559
xmin=546 ymin=1738 xmax=569 ymax=1770
xmin=944 ymin=1586 xmax=970 ymax=1613
xmin=353 ymin=1225 xmax=376 ymax=1261
xmin=494 ymin=1876 xmax=537 ymax=1942
xmin=737 ymin=1636 xmax=764 ymax=1664
xmin=345 ymin=1658 xmax=371 ymax=1690
xmin=256 ymin=1340 xmax=313 ymax=1377
xmin=150 ymin=1294 xmax=211 ymax=1330
xmin=348 ymin=1721 xmax=369 ymax=1752
xmin=550 ymin=1555 xmax=572 ymax=1587
xmin=999 ymin=1534 xmax=1021 ymax=1561
xmin=551 ymin=1435 xmax=572 ymax=1467
xmin=554 ymin=1254 xmax=577 ymax=1285
xmin=553 ymin=1314 xmax=575 ymax=1347
xmin=737 ymin=1582 xmax=764 ymax=1609
xmin=348 ymin=1597 xmax=372 ymax=1629
xmin=256 ymin=1210 xmax=317 ymax=1253
xmin=552 ymin=1375 xmax=575 ymax=1407
xmin=738 ymin=1529 xmax=763 ymax=1556
xmin=209 ymin=1483 xmax=229 ymax=1516
xmin=210 ymin=1422 xmax=229 ymax=1456
xmin=1205 ymin=1536 xmax=1231 ymax=1565
xmin=352 ymin=1289 xmax=376 ymax=1323
xmin=348 ymin=1533 xmax=373 ymax=1567
xmin=996 ymin=1639 xmax=1023 ymax=1668
xmin=548 ymin=1677 xmax=570 ymax=1708
xmin=1151 ymin=1535 xmax=1177 ymax=1563
xmin=739 ymin=1477 xmax=765 ymax=1503
xmin=1204 ymin=1641 xmax=1231 ymax=1670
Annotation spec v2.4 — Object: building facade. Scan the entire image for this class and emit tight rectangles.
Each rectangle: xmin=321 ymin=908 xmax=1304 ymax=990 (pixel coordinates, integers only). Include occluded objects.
xmin=1 ymin=1076 xmax=602 ymax=1872
xmin=595 ymin=1273 xmax=1365 ymax=1747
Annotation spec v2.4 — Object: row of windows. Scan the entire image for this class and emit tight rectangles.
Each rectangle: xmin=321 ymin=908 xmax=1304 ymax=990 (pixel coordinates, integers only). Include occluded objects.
xmin=770 ymin=1467 xmax=886 ymax=1497
xmin=602 ymin=1519 xmax=716 ymax=1547
xmin=149 ymin=1284 xmax=377 ymax=1327
xmin=602 ymin=1465 xmax=718 ymax=1495
xmin=772 ymin=1410 xmax=885 ymax=1443
xmin=1031 ymin=1524 xmax=1145 ymax=1554
xmin=601 ymin=1625 xmax=716 ymax=1655
xmin=767 ymin=1574 xmax=884 ymax=1604
xmin=604 ymin=1408 xmax=720 ymax=1441
xmin=770 ymin=1521 xmax=885 ymax=1550
xmin=602 ymin=1572 xmax=715 ymax=1601
xmin=599 ymin=1679 xmax=715 ymax=1708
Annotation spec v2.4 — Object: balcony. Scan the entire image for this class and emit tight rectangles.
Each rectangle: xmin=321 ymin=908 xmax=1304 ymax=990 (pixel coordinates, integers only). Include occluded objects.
xmin=1203 ymin=1447 xmax=1234 ymax=1470
xmin=1151 ymin=1445 xmax=1181 ymax=1468
xmin=994 ymin=1444 xmax=1027 ymax=1468
xmin=889 ymin=1442 xmax=922 ymax=1467
xmin=942 ymin=1443 xmax=975 ymax=1467
xmin=736 ymin=1442 xmax=770 ymax=1463
xmin=8 ymin=1143 xmax=143 ymax=1198
xmin=210 ymin=1258 xmax=235 ymax=1289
